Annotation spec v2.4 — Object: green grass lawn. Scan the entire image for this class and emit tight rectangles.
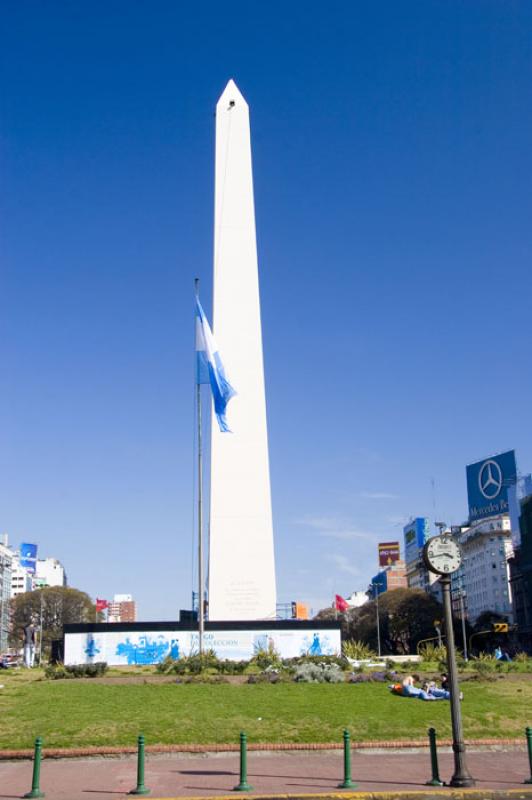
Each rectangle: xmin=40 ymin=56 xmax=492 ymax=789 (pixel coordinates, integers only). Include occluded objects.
xmin=1 ymin=670 xmax=530 ymax=750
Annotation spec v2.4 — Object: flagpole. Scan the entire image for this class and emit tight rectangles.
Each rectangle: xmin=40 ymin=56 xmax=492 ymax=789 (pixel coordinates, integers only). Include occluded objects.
xmin=195 ymin=278 xmax=204 ymax=656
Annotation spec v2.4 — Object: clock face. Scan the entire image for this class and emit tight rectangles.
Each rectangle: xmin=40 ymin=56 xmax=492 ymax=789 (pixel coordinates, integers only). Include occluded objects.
xmin=423 ymin=535 xmax=462 ymax=575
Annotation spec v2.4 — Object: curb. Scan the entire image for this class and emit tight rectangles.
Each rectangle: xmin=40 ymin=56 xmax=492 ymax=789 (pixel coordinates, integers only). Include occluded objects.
xmin=0 ymin=738 xmax=525 ymax=761
xmin=146 ymin=791 xmax=532 ymax=800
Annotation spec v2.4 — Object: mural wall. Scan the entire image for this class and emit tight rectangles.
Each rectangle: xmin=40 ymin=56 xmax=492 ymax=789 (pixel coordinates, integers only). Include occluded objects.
xmin=64 ymin=627 xmax=341 ymax=665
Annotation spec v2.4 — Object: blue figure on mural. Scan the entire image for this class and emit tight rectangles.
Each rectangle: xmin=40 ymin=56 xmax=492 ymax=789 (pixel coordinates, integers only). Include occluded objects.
xmin=116 ymin=636 xmax=170 ymax=665
xmin=169 ymin=639 xmax=180 ymax=659
xmin=84 ymin=635 xmax=100 ymax=659
xmin=301 ymin=633 xmax=334 ymax=656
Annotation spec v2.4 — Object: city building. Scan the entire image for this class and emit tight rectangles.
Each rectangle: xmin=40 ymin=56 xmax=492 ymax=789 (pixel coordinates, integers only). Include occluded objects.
xmin=0 ymin=536 xmax=13 ymax=653
xmin=10 ymin=555 xmax=33 ymax=598
xmin=403 ymin=517 xmax=435 ymax=592
xmin=508 ymin=482 xmax=532 ymax=646
xmin=368 ymin=561 xmax=407 ymax=598
xmin=108 ymin=594 xmax=137 ymax=623
xmin=453 ymin=515 xmax=513 ymax=623
xmin=275 ymin=601 xmax=310 ymax=620
xmin=346 ymin=591 xmax=368 ymax=608
xmin=35 ymin=557 xmax=67 ymax=588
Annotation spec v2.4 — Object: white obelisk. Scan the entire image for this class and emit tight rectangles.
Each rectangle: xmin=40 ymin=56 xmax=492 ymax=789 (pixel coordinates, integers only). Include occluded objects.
xmin=208 ymin=80 xmax=276 ymax=620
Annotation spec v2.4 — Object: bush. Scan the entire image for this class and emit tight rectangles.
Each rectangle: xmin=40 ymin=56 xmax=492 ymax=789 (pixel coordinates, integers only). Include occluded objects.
xmin=342 ymin=640 xmax=377 ymax=660
xmin=156 ymin=651 xmax=250 ymax=675
xmin=282 ymin=654 xmax=348 ymax=671
xmin=44 ymin=662 xmax=108 ymax=679
xmin=514 ymin=652 xmax=531 ymax=663
xmin=250 ymin=643 xmax=282 ymax=670
xmin=293 ymin=663 xmax=344 ymax=683
xmin=418 ymin=643 xmax=447 ymax=662
xmin=472 ymin=654 xmax=496 ymax=677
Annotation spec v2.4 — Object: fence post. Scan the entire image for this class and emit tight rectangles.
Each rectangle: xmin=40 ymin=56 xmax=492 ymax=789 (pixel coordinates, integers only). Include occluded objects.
xmin=525 ymin=727 xmax=532 ymax=784
xmin=233 ymin=732 xmax=253 ymax=791
xmin=426 ymin=727 xmax=444 ymax=786
xmin=338 ymin=729 xmax=357 ymax=789
xmin=24 ymin=737 xmax=45 ymax=798
xmin=129 ymin=734 xmax=150 ymax=795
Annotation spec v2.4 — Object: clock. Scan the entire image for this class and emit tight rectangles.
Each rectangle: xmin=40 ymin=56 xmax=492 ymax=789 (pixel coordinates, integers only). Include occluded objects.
xmin=423 ymin=534 xmax=462 ymax=575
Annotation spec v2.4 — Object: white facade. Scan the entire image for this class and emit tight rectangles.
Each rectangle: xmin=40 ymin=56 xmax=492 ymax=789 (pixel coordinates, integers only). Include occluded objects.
xmin=457 ymin=515 xmax=513 ymax=623
xmin=346 ymin=591 xmax=368 ymax=608
xmin=35 ymin=557 xmax=66 ymax=588
xmin=0 ymin=539 xmax=13 ymax=652
xmin=10 ymin=557 xmax=33 ymax=597
xmin=208 ymin=80 xmax=276 ymax=620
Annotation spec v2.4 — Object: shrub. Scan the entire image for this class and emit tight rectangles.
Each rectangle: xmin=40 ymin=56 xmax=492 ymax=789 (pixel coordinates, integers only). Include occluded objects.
xmin=293 ymin=663 xmax=344 ymax=683
xmin=250 ymin=643 xmax=282 ymax=670
xmin=342 ymin=640 xmax=377 ymax=660
xmin=44 ymin=662 xmax=108 ymax=679
xmin=418 ymin=643 xmax=447 ymax=662
xmin=282 ymin=655 xmax=347 ymax=671
xmin=514 ymin=652 xmax=531 ymax=663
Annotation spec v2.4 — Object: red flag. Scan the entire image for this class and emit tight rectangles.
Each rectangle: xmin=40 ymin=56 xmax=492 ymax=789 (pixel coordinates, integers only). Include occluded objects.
xmin=96 ymin=599 xmax=108 ymax=612
xmin=335 ymin=594 xmax=349 ymax=612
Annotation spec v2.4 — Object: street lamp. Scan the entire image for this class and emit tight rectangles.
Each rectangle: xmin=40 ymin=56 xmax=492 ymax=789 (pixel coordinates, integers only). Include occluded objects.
xmin=369 ymin=579 xmax=383 ymax=658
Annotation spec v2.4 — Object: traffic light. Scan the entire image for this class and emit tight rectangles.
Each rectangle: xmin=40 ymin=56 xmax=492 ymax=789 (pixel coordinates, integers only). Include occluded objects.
xmin=492 ymin=623 xmax=509 ymax=633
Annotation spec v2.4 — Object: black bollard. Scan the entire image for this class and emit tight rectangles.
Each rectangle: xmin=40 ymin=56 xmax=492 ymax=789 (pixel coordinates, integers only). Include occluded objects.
xmin=426 ymin=727 xmax=444 ymax=786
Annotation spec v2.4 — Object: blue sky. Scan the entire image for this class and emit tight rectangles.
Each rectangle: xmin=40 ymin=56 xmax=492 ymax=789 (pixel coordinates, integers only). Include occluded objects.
xmin=1 ymin=2 xmax=531 ymax=617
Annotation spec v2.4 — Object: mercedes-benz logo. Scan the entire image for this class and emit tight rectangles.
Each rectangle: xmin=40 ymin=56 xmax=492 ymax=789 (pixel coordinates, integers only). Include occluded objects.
xmin=478 ymin=459 xmax=503 ymax=500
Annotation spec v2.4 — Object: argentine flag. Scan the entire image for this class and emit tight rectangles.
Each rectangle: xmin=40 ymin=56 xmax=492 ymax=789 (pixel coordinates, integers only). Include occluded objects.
xmin=195 ymin=299 xmax=236 ymax=432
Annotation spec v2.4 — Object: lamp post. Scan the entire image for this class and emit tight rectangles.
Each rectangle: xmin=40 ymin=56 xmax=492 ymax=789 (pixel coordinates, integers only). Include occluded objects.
xmin=369 ymin=579 xmax=383 ymax=658
xmin=457 ymin=583 xmax=468 ymax=662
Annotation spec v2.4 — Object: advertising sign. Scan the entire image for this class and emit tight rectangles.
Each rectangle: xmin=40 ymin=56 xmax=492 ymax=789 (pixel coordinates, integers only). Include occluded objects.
xmin=378 ymin=541 xmax=400 ymax=567
xmin=19 ymin=543 xmax=38 ymax=575
xmin=466 ymin=450 xmax=517 ymax=522
xmin=403 ymin=518 xmax=430 ymax=566
xmin=370 ymin=571 xmax=387 ymax=595
xmin=64 ymin=626 xmax=342 ymax=666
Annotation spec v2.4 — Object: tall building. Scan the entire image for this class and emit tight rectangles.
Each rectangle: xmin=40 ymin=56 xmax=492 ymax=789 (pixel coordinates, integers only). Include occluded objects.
xmin=453 ymin=516 xmax=513 ymax=623
xmin=0 ymin=536 xmax=13 ymax=653
xmin=35 ymin=558 xmax=67 ymax=588
xmin=508 ymin=484 xmax=532 ymax=646
xmin=368 ymin=561 xmax=407 ymax=597
xmin=10 ymin=555 xmax=33 ymax=598
xmin=108 ymin=594 xmax=137 ymax=623
xmin=208 ymin=80 xmax=276 ymax=621
xmin=403 ymin=518 xmax=437 ymax=592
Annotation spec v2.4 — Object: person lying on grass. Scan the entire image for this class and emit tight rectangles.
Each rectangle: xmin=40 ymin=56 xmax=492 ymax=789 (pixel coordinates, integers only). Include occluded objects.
xmin=389 ymin=674 xmax=462 ymax=701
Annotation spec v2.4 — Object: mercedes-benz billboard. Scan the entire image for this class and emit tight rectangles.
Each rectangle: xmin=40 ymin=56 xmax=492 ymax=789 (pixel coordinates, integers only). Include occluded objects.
xmin=466 ymin=450 xmax=517 ymax=522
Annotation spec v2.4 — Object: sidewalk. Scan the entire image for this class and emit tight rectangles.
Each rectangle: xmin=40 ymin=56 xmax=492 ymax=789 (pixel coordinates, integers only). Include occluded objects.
xmin=1 ymin=748 xmax=531 ymax=800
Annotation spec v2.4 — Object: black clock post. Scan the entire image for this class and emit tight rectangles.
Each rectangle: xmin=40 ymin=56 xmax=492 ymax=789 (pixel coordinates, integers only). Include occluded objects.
xmin=441 ymin=573 xmax=475 ymax=787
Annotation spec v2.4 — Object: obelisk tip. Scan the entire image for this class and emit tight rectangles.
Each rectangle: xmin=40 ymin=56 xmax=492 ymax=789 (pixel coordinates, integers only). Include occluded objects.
xmin=217 ymin=79 xmax=248 ymax=110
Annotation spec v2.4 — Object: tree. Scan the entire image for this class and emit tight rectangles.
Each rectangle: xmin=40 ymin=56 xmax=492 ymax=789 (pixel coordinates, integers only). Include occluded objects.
xmin=10 ymin=586 xmax=97 ymax=657
xmin=314 ymin=604 xmax=360 ymax=638
xmin=336 ymin=588 xmax=444 ymax=655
